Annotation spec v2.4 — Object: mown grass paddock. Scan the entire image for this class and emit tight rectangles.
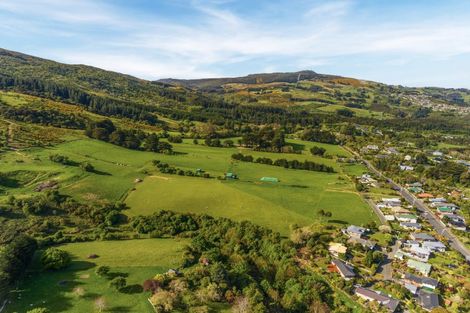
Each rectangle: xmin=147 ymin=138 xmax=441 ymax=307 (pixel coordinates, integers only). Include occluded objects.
xmin=5 ymin=239 xmax=187 ymax=313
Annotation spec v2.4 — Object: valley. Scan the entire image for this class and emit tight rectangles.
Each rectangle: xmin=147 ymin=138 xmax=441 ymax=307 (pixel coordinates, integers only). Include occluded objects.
xmin=0 ymin=48 xmax=469 ymax=313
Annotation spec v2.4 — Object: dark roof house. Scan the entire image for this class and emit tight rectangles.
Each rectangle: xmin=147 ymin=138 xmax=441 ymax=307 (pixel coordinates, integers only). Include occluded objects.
xmin=410 ymin=233 xmax=436 ymax=241
xmin=331 ymin=259 xmax=356 ymax=280
xmin=418 ymin=290 xmax=440 ymax=311
xmin=355 ymin=287 xmax=400 ymax=312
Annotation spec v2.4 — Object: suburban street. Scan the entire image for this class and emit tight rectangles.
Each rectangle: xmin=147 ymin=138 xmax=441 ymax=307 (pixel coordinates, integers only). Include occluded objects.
xmin=344 ymin=146 xmax=470 ymax=261
xmin=365 ymin=198 xmax=388 ymax=225
xmin=378 ymin=240 xmax=401 ymax=281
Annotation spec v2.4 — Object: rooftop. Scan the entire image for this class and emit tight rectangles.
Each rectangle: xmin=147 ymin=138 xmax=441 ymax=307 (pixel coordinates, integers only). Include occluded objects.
xmin=407 ymin=259 xmax=432 ymax=275
xmin=331 ymin=259 xmax=356 ymax=278
xmin=411 ymin=233 xmax=436 ymax=241
xmin=418 ymin=290 xmax=440 ymax=311
xmin=346 ymin=225 xmax=368 ymax=234
xmin=355 ymin=287 xmax=400 ymax=312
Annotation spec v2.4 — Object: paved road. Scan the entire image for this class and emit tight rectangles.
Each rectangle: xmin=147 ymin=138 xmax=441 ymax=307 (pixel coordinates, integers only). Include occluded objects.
xmin=345 ymin=146 xmax=470 ymax=261
xmin=378 ymin=240 xmax=401 ymax=281
xmin=366 ymin=198 xmax=388 ymax=225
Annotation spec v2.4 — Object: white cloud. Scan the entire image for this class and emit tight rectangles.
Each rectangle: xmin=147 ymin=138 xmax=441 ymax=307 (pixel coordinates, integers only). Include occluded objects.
xmin=1 ymin=0 xmax=470 ymax=84
xmin=305 ymin=0 xmax=354 ymax=18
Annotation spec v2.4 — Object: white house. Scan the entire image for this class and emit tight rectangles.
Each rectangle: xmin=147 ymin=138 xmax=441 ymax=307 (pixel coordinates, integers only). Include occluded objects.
xmin=399 ymin=165 xmax=414 ymax=171
xmin=422 ymin=241 xmax=446 ymax=253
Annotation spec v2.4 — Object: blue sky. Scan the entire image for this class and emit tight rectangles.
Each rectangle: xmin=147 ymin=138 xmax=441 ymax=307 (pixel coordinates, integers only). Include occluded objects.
xmin=1 ymin=0 xmax=470 ymax=87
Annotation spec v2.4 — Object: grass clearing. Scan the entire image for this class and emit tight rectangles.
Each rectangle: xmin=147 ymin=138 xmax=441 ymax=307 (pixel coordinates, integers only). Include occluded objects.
xmin=5 ymin=239 xmax=187 ymax=313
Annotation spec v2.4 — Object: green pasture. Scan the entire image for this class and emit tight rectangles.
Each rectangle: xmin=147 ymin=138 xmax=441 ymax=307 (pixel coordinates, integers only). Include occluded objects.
xmin=0 ymin=137 xmax=376 ymax=234
xmin=5 ymin=239 xmax=187 ymax=313
xmin=317 ymin=104 xmax=386 ymax=119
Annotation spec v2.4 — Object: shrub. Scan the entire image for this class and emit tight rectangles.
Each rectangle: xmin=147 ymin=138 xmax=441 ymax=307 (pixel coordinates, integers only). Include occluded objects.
xmin=41 ymin=248 xmax=71 ymax=270
xmin=96 ymin=265 xmax=111 ymax=277
xmin=49 ymin=154 xmax=71 ymax=165
xmin=80 ymin=161 xmax=94 ymax=172
xmin=168 ymin=135 xmax=183 ymax=143
xmin=109 ymin=277 xmax=127 ymax=291
xmin=310 ymin=146 xmax=326 ymax=156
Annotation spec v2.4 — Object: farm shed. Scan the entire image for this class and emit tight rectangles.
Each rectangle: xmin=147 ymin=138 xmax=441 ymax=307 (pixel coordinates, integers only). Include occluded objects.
xmin=260 ymin=177 xmax=279 ymax=182
xmin=225 ymin=172 xmax=238 ymax=179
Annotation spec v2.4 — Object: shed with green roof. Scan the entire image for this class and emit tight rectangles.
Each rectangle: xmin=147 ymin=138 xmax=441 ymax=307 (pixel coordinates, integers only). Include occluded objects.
xmin=260 ymin=177 xmax=279 ymax=183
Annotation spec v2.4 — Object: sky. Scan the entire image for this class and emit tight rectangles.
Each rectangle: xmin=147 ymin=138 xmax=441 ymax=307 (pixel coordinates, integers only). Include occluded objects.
xmin=1 ymin=0 xmax=470 ymax=88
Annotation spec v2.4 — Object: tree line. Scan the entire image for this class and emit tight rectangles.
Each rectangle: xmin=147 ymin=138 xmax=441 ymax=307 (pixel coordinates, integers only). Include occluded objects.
xmin=85 ymin=119 xmax=173 ymax=153
xmin=0 ymin=76 xmax=160 ymax=124
xmin=232 ymin=153 xmax=335 ymax=173
xmin=0 ymin=102 xmax=86 ymax=129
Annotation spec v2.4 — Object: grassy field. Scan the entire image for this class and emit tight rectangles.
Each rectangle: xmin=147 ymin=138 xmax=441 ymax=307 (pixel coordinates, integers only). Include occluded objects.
xmin=316 ymin=104 xmax=387 ymax=119
xmin=5 ymin=239 xmax=188 ymax=313
xmin=0 ymin=137 xmax=375 ymax=235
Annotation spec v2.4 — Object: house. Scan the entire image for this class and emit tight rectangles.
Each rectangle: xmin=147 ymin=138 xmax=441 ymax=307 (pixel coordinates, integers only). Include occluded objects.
xmin=437 ymin=206 xmax=454 ymax=214
xmin=399 ymin=165 xmax=414 ymax=171
xmin=456 ymin=160 xmax=470 ymax=167
xmin=354 ymin=287 xmax=400 ymax=312
xmin=432 ymin=151 xmax=443 ymax=157
xmin=437 ymin=203 xmax=459 ymax=210
xmin=331 ymin=259 xmax=356 ymax=280
xmin=400 ymin=222 xmax=422 ymax=230
xmin=407 ymin=259 xmax=432 ymax=276
xmin=429 ymin=198 xmax=447 ymax=203
xmin=358 ymin=174 xmax=377 ymax=184
xmin=348 ymin=237 xmax=376 ymax=250
xmin=382 ymin=198 xmax=402 ymax=207
xmin=328 ymin=243 xmax=347 ymax=257
xmin=384 ymin=215 xmax=395 ymax=221
xmin=422 ymin=241 xmax=446 ymax=253
xmin=409 ymin=187 xmax=424 ymax=193
xmin=402 ymin=273 xmax=439 ymax=290
xmin=406 ymin=182 xmax=423 ymax=188
xmin=386 ymin=147 xmax=399 ymax=155
xmin=365 ymin=145 xmax=379 ymax=151
xmin=417 ymin=193 xmax=434 ymax=199
xmin=409 ymin=246 xmax=432 ymax=262
xmin=410 ymin=233 xmax=436 ymax=242
xmin=396 ymin=214 xmax=418 ymax=223
xmin=345 ymin=225 xmax=368 ymax=238
xmin=422 ymin=278 xmax=439 ymax=290
xmin=448 ymin=214 xmax=465 ymax=223
xmin=394 ymin=250 xmax=406 ymax=260
xmin=447 ymin=219 xmax=467 ymax=231
xmin=391 ymin=207 xmax=411 ymax=214
xmin=404 ymin=155 xmax=412 ymax=161
xmin=418 ymin=290 xmax=440 ymax=312
xmin=430 ymin=201 xmax=449 ymax=208
xmin=403 ymin=240 xmax=420 ymax=249
xmin=404 ymin=283 xmax=419 ymax=294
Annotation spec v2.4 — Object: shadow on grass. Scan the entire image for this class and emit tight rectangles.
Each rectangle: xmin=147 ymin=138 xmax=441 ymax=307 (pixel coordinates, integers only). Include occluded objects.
xmin=107 ymin=271 xmax=129 ymax=279
xmin=89 ymin=168 xmax=112 ymax=176
xmin=289 ymin=142 xmax=305 ymax=152
xmin=328 ymin=219 xmax=348 ymax=225
xmin=109 ymin=305 xmax=133 ymax=312
xmin=69 ymin=261 xmax=97 ymax=271
xmin=120 ymin=284 xmax=143 ymax=294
